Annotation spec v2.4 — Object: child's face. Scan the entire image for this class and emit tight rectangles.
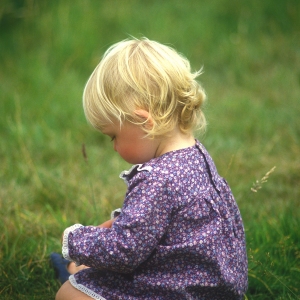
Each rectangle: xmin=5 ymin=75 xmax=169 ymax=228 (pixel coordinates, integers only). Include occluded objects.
xmin=101 ymin=121 xmax=160 ymax=164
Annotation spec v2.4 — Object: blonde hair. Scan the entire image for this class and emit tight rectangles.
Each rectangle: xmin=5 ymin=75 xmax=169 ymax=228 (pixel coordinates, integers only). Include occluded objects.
xmin=83 ymin=37 xmax=206 ymax=137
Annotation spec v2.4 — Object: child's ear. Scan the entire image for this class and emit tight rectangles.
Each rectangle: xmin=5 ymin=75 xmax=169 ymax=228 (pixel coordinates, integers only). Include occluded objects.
xmin=134 ymin=109 xmax=154 ymax=129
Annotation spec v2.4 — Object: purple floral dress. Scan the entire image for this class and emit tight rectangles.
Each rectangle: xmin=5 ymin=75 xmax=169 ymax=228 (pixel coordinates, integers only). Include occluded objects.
xmin=62 ymin=140 xmax=248 ymax=299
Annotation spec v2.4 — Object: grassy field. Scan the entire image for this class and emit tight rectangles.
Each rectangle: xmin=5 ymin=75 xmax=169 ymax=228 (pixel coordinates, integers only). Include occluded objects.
xmin=0 ymin=0 xmax=299 ymax=299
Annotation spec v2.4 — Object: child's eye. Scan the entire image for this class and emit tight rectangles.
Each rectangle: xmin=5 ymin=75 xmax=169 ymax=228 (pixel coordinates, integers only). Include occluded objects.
xmin=110 ymin=136 xmax=116 ymax=142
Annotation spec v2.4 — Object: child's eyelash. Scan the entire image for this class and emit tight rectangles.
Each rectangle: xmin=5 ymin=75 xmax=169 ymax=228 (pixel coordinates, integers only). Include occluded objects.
xmin=110 ymin=136 xmax=115 ymax=142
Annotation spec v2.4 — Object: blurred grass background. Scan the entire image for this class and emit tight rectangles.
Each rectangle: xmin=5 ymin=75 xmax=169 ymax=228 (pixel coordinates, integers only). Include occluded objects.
xmin=0 ymin=0 xmax=299 ymax=299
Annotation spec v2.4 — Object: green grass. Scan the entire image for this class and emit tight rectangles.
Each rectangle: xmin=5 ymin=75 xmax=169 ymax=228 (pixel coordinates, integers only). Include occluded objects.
xmin=1 ymin=0 xmax=299 ymax=299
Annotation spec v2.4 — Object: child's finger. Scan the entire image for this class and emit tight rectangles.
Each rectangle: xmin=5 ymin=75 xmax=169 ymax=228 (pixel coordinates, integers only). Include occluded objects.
xmin=97 ymin=217 xmax=118 ymax=228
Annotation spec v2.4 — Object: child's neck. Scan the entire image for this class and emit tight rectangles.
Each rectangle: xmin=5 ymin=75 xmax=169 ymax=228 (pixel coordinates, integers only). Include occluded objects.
xmin=154 ymin=129 xmax=195 ymax=158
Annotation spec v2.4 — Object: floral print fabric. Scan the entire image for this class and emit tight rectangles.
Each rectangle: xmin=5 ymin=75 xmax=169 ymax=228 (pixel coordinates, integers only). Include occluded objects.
xmin=63 ymin=140 xmax=248 ymax=299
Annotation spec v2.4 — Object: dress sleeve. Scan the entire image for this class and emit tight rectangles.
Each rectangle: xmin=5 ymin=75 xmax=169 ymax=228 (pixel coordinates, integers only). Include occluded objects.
xmin=64 ymin=174 xmax=175 ymax=273
xmin=62 ymin=224 xmax=84 ymax=264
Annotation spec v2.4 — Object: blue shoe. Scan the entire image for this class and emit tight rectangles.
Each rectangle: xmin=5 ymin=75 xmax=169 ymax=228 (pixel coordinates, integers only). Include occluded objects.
xmin=50 ymin=252 xmax=71 ymax=284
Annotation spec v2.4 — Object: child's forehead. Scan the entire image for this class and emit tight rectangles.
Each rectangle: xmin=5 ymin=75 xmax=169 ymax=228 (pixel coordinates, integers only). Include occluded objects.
xmin=100 ymin=123 xmax=114 ymax=134
xmin=99 ymin=120 xmax=122 ymax=134
xmin=99 ymin=122 xmax=114 ymax=133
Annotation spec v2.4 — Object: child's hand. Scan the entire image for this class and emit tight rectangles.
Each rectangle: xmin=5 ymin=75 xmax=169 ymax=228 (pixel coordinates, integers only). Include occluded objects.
xmin=97 ymin=217 xmax=118 ymax=229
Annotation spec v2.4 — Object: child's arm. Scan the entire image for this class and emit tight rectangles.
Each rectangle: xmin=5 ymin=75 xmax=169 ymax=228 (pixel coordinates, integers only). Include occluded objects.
xmin=61 ymin=218 xmax=117 ymax=242
xmin=61 ymin=176 xmax=174 ymax=274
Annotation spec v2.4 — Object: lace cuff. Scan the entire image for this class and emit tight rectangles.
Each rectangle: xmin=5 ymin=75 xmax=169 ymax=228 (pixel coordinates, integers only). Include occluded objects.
xmin=111 ymin=208 xmax=122 ymax=219
xmin=62 ymin=224 xmax=83 ymax=262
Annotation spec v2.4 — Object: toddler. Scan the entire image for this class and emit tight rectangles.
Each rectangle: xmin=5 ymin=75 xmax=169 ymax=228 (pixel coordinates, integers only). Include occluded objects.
xmin=54 ymin=37 xmax=248 ymax=299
